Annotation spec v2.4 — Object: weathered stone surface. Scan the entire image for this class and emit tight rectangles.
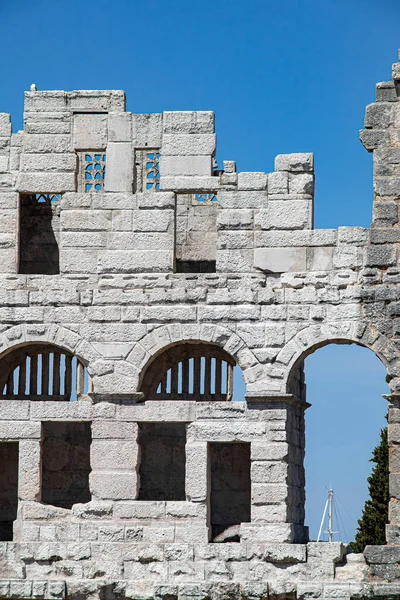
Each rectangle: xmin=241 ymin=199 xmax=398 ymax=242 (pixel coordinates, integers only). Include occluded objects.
xmin=0 ymin=54 xmax=399 ymax=598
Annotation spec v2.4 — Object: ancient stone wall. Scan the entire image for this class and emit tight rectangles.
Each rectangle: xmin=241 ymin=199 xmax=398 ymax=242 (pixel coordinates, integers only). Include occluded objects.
xmin=0 ymin=53 xmax=399 ymax=600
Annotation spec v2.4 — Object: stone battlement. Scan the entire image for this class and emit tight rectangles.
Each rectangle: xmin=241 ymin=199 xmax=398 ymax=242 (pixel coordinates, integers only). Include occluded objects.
xmin=0 ymin=54 xmax=399 ymax=600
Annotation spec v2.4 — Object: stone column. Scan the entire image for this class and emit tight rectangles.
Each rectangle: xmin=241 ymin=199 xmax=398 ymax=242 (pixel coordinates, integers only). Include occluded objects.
xmin=90 ymin=421 xmax=139 ymax=501
xmin=243 ymin=394 xmax=309 ymax=544
xmin=387 ymin=395 xmax=400 ymax=543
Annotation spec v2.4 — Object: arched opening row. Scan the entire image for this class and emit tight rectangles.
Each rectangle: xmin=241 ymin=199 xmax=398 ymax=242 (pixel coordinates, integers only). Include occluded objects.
xmin=0 ymin=341 xmax=239 ymax=402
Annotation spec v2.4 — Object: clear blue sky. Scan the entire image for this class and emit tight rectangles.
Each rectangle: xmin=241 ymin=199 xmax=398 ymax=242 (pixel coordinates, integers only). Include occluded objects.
xmin=1 ymin=0 xmax=398 ymax=541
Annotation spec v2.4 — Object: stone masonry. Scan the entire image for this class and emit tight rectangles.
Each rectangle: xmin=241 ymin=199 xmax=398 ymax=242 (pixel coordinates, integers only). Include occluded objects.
xmin=0 ymin=53 xmax=400 ymax=600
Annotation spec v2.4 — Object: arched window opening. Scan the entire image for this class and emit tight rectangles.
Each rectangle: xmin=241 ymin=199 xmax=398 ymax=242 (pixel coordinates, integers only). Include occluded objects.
xmin=141 ymin=343 xmax=236 ymax=401
xmin=302 ymin=344 xmax=387 ymax=546
xmin=0 ymin=344 xmax=90 ymax=401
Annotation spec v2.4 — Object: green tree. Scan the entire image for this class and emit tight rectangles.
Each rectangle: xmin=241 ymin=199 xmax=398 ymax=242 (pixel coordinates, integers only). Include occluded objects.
xmin=351 ymin=427 xmax=389 ymax=552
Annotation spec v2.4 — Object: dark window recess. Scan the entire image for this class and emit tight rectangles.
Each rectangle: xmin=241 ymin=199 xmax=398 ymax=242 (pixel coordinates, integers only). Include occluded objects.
xmin=41 ymin=421 xmax=91 ymax=509
xmin=0 ymin=442 xmax=19 ymax=541
xmin=176 ymin=260 xmax=216 ymax=273
xmin=138 ymin=422 xmax=186 ymax=501
xmin=209 ymin=442 xmax=251 ymax=542
xmin=19 ymin=194 xmax=60 ymax=275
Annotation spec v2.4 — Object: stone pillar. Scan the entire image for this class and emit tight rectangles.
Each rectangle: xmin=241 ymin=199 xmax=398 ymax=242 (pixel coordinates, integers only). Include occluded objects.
xmin=387 ymin=395 xmax=400 ymax=543
xmin=18 ymin=439 xmax=41 ymax=501
xmin=185 ymin=440 xmax=210 ymax=541
xmin=90 ymin=421 xmax=139 ymax=501
xmin=243 ymin=394 xmax=309 ymax=543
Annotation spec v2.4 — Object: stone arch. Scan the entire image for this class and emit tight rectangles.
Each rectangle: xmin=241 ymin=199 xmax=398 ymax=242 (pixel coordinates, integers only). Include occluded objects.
xmin=277 ymin=321 xmax=398 ymax=395
xmin=128 ymin=323 xmax=259 ymax=394
xmin=0 ymin=324 xmax=102 ymax=379
xmin=140 ymin=342 xmax=237 ymax=401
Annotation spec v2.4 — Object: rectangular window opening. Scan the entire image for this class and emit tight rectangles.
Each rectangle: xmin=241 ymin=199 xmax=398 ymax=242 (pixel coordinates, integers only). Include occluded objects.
xmin=209 ymin=442 xmax=251 ymax=543
xmin=41 ymin=421 xmax=92 ymax=509
xmin=176 ymin=260 xmax=216 ymax=273
xmin=19 ymin=194 xmax=60 ymax=275
xmin=0 ymin=442 xmax=18 ymax=541
xmin=138 ymin=422 xmax=186 ymax=501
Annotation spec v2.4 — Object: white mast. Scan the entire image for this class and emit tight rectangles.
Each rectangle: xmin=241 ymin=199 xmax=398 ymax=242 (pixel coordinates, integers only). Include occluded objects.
xmin=317 ymin=488 xmax=338 ymax=542
xmin=328 ymin=488 xmax=334 ymax=542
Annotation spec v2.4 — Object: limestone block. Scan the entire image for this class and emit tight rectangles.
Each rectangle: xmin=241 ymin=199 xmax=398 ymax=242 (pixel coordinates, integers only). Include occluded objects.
xmin=338 ymin=226 xmax=368 ymax=245
xmin=97 ymin=250 xmax=174 ymax=273
xmin=360 ymin=129 xmax=390 ymax=151
xmin=223 ymin=160 xmax=236 ymax=173
xmin=251 ymin=504 xmax=288 ymax=522
xmin=0 ymin=113 xmax=11 ymax=136
xmin=333 ymin=246 xmax=363 ymax=269
xmin=268 ymin=171 xmax=289 ymax=194
xmin=23 ymin=133 xmax=72 ymax=153
xmin=375 ymin=176 xmax=400 ymax=198
xmin=67 ymin=90 xmax=125 ymax=112
xmin=16 ymin=171 xmax=76 ymax=193
xmin=255 ymin=229 xmax=337 ymax=247
xmin=108 ymin=112 xmax=132 ymax=142
xmin=364 ymin=102 xmax=394 ymax=128
xmin=238 ymin=172 xmax=267 ymax=191
xmin=112 ymin=209 xmax=133 ymax=230
xmin=373 ymin=202 xmax=399 ymax=226
xmin=133 ymin=209 xmax=173 ymax=232
xmin=254 ymin=247 xmax=307 ymax=273
xmin=274 ymin=153 xmax=314 ymax=173
xmin=61 ymin=210 xmax=111 ymax=231
xmin=132 ymin=113 xmax=163 ymax=147
xmin=91 ymin=440 xmax=139 ymax=470
xmin=327 ymin=303 xmax=362 ymax=321
xmin=0 ymin=249 xmax=16 ymax=273
xmin=25 ymin=119 xmax=71 ymax=135
xmin=217 ymin=209 xmax=254 ymax=230
xmin=217 ymin=248 xmax=255 ymax=272
xmin=365 ymin=244 xmax=396 ymax=267
xmin=252 ymin=483 xmax=289 ymax=504
xmin=90 ymin=471 xmax=138 ymax=500
xmin=136 ymin=191 xmax=175 ymax=209
xmin=160 ymin=155 xmax=212 ymax=176
xmin=308 ymin=247 xmax=334 ymax=271
xmin=218 ymin=190 xmax=266 ymax=209
xmin=104 ymin=142 xmax=133 ymax=192
xmin=72 ymin=501 xmax=113 ymax=519
xmin=160 ymin=175 xmax=218 ymax=191
xmin=0 ymin=420 xmax=41 ymax=439
xmin=24 ymin=91 xmax=67 ymax=112
xmin=23 ymin=501 xmax=70 ymax=520
xmin=251 ymin=443 xmax=289 ymax=461
xmin=0 ymin=155 xmax=9 ymax=173
xmin=185 ymin=442 xmax=208 ymax=503
xmin=256 ymin=201 xmax=312 ymax=230
xmin=251 ymin=461 xmax=288 ymax=483
xmin=289 ymin=173 xmax=314 ymax=195
xmin=18 ymin=440 xmax=41 ymax=501
xmin=162 ymin=134 xmax=216 ymax=156
xmin=20 ymin=153 xmax=77 ymax=172
xmin=60 ymin=249 xmax=98 ymax=274
xmin=240 ymin=522 xmax=296 ymax=543
xmin=61 ymin=231 xmax=106 ymax=248
xmin=143 ymin=525 xmax=175 ymax=543
xmin=163 ymin=111 xmax=214 ymax=134
xmin=91 ymin=421 xmax=138 ymax=439
xmin=142 ymin=305 xmax=196 ymax=322
xmin=187 ymin=421 xmax=265 ymax=442
xmin=0 ymin=400 xmax=29 ymax=419
xmin=174 ymin=524 xmax=209 ymax=543
xmin=114 ymin=501 xmax=165 ymax=519
xmin=73 ymin=114 xmax=107 ymax=149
